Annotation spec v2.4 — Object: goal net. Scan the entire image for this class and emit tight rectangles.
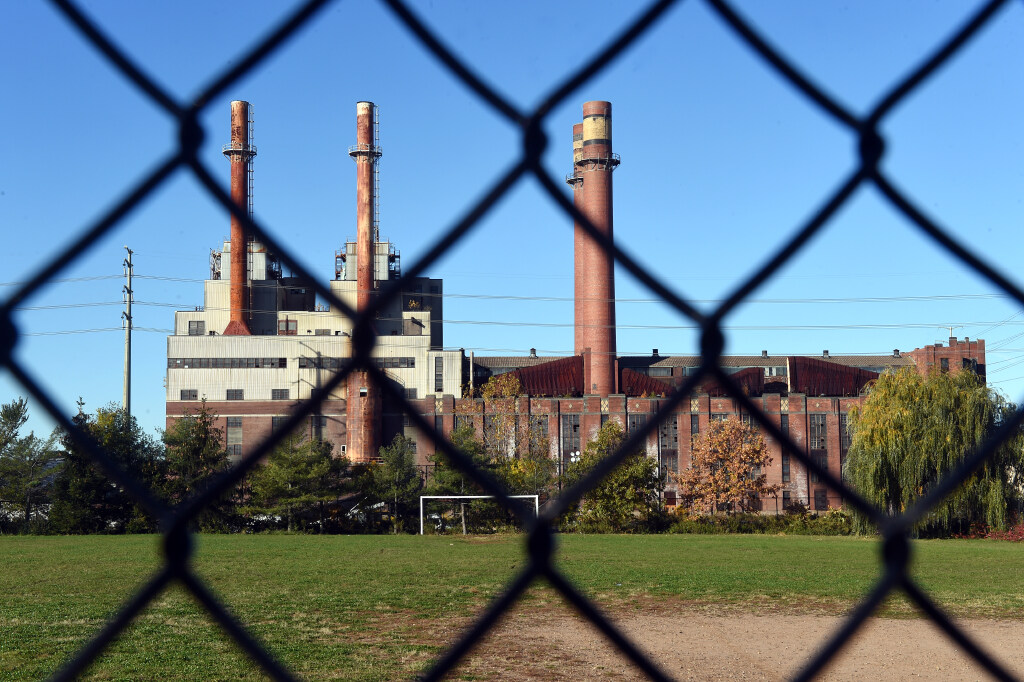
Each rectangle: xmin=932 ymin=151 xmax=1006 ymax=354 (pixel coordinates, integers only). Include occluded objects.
xmin=419 ymin=495 xmax=539 ymax=535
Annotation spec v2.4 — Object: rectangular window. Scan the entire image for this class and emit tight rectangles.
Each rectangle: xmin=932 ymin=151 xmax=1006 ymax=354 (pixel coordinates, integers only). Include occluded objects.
xmin=782 ymin=490 xmax=791 ymax=510
xmin=404 ymin=388 xmax=418 ymax=399
xmin=809 ymin=414 xmax=827 ymax=450
xmin=311 ymin=415 xmax=328 ymax=441
xmin=226 ymin=417 xmax=242 ymax=457
xmin=711 ymin=413 xmax=729 ymax=422
xmin=314 ymin=329 xmax=330 ymax=336
xmin=664 ymin=490 xmax=677 ymax=506
xmin=814 ymin=489 xmax=828 ymax=511
xmin=781 ymin=453 xmax=790 ymax=483
xmin=780 ymin=413 xmax=789 ymax=435
xmin=187 ymin=320 xmax=205 ymax=336
xmin=454 ymin=415 xmax=473 ymax=432
xmin=648 ymin=367 xmax=672 ymax=377
xmin=740 ymin=413 xmax=752 ymax=426
xmin=278 ymin=319 xmax=297 ymax=336
xmin=560 ymin=414 xmax=581 ymax=465
xmin=271 ymin=389 xmax=289 ymax=400
xmin=940 ymin=357 xmax=949 ymax=372
xmin=434 ymin=357 xmax=444 ymax=393
xmin=375 ymin=357 xmax=416 ymax=369
xmin=531 ymin=415 xmax=549 ymax=442
xmin=434 ymin=416 xmax=443 ymax=433
xmin=810 ymin=450 xmax=828 ymax=483
xmin=659 ymin=416 xmax=678 ymax=451
xmin=600 ymin=413 xmax=610 ymax=428
xmin=180 ymin=389 xmax=198 ymax=401
xmin=662 ymin=452 xmax=679 ymax=475
xmin=271 ymin=416 xmax=288 ymax=433
xmin=483 ymin=415 xmax=500 ymax=453
xmin=690 ymin=414 xmax=699 ymax=443
xmin=226 ymin=389 xmax=243 ymax=401
xmin=839 ymin=413 xmax=852 ymax=456
xmin=628 ymin=413 xmax=648 ymax=434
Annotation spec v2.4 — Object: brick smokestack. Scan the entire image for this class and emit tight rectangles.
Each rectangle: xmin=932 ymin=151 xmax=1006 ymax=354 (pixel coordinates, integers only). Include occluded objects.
xmin=346 ymin=101 xmax=382 ymax=462
xmin=354 ymin=101 xmax=376 ymax=313
xmin=223 ymin=100 xmax=255 ymax=335
xmin=574 ymin=101 xmax=619 ymax=396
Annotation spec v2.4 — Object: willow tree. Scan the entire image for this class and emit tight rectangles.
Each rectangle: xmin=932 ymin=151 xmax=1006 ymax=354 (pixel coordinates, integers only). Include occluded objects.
xmin=845 ymin=368 xmax=1024 ymax=536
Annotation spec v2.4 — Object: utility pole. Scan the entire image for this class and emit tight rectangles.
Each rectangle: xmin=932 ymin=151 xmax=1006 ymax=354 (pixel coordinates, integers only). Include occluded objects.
xmin=123 ymin=246 xmax=133 ymax=417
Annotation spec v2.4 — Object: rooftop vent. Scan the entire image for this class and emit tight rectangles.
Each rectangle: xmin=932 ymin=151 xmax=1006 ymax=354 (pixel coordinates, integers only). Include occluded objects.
xmin=529 ymin=348 xmax=537 ymax=358
xmin=823 ymin=350 xmax=829 ymax=358
xmin=761 ymin=350 xmax=768 ymax=358
xmin=652 ymin=348 xmax=659 ymax=357
xmin=893 ymin=349 xmax=900 ymax=357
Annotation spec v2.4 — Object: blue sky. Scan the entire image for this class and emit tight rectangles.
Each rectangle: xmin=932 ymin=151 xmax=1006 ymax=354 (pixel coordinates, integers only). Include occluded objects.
xmin=3 ymin=0 xmax=1024 ymax=438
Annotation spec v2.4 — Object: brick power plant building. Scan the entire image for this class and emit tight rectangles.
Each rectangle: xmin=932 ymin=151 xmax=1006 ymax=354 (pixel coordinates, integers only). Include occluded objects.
xmin=166 ymin=100 xmax=987 ymax=511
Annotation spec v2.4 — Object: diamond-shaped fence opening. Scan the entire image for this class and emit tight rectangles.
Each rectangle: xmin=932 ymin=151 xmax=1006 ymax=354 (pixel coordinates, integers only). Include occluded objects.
xmin=3 ymin=0 xmax=1022 ymax=679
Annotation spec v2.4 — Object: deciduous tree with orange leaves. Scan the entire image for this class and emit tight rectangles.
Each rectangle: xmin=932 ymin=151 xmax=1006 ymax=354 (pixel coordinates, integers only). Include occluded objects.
xmin=676 ymin=418 xmax=779 ymax=515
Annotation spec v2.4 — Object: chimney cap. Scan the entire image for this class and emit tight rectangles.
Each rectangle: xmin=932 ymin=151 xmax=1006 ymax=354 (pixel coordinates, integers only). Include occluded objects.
xmin=529 ymin=348 xmax=537 ymax=358
xmin=761 ymin=350 xmax=768 ymax=358
xmin=894 ymin=349 xmax=900 ymax=357
xmin=823 ymin=350 xmax=830 ymax=358
xmin=652 ymin=348 xmax=659 ymax=356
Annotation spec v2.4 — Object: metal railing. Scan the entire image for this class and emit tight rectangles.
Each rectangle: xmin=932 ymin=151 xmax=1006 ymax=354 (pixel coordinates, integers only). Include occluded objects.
xmin=3 ymin=0 xmax=1022 ymax=680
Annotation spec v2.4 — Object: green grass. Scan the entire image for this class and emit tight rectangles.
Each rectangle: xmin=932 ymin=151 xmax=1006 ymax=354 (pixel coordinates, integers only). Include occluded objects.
xmin=1 ymin=534 xmax=1021 ymax=680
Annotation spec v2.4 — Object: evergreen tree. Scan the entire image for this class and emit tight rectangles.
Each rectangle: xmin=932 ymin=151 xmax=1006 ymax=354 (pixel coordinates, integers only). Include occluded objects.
xmin=366 ymin=434 xmax=422 ymax=534
xmin=0 ymin=398 xmax=62 ymax=533
xmin=162 ymin=400 xmax=234 ymax=531
xmin=50 ymin=401 xmax=165 ymax=534
xmin=845 ymin=368 xmax=1024 ymax=536
xmin=245 ymin=435 xmax=346 ymax=532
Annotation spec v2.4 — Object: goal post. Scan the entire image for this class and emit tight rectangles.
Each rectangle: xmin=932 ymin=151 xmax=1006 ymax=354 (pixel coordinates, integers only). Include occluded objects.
xmin=419 ymin=495 xmax=539 ymax=535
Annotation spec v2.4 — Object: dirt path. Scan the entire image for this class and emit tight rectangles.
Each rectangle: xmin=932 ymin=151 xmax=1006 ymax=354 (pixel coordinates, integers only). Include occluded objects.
xmin=452 ymin=607 xmax=1024 ymax=680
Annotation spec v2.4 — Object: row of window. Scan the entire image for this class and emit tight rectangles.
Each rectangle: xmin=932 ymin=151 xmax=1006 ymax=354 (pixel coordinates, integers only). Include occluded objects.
xmin=297 ymin=356 xmax=416 ymax=369
xmin=170 ymin=356 xmax=420 ymax=370
xmin=181 ymin=388 xmax=292 ymax=400
xmin=169 ymin=357 xmax=288 ymax=369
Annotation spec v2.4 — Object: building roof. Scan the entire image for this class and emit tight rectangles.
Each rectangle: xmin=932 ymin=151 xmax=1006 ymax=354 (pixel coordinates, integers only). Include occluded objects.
xmin=617 ymin=354 xmax=915 ymax=369
xmin=472 ymin=356 xmax=566 ymax=370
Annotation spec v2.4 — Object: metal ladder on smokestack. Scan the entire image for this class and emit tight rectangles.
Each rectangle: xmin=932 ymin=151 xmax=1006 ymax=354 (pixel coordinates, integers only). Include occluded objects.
xmin=246 ymin=104 xmax=256 ymax=287
xmin=372 ymin=103 xmax=380 ymax=243
xmin=247 ymin=104 xmax=255 ymax=220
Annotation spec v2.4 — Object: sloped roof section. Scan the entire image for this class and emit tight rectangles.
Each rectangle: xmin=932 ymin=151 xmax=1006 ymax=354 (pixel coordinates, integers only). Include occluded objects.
xmin=789 ymin=356 xmax=878 ymax=397
xmin=620 ymin=368 xmax=670 ymax=397
xmin=696 ymin=366 xmax=766 ymax=397
xmin=510 ymin=355 xmax=583 ymax=397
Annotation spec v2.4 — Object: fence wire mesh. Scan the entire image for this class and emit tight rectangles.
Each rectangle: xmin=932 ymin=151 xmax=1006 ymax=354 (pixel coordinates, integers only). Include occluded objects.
xmin=2 ymin=0 xmax=1022 ymax=679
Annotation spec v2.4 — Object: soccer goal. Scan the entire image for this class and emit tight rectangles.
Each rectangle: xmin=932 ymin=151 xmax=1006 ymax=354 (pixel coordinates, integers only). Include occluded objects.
xmin=419 ymin=495 xmax=539 ymax=535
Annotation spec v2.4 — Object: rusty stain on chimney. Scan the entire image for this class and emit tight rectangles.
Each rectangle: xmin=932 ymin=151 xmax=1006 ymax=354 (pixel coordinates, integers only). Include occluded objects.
xmin=222 ymin=100 xmax=255 ymax=336
xmin=573 ymin=101 xmax=619 ymax=397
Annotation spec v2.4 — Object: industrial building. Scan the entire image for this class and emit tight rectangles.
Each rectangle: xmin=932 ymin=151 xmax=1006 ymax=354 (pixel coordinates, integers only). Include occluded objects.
xmin=166 ymin=100 xmax=987 ymax=510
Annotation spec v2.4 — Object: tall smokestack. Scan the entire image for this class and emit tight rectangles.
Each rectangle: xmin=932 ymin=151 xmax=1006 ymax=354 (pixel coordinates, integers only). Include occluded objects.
xmin=346 ymin=102 xmax=382 ymax=462
xmin=222 ymin=100 xmax=255 ymax=336
xmin=574 ymin=101 xmax=619 ymax=396
xmin=352 ymin=101 xmax=378 ymax=314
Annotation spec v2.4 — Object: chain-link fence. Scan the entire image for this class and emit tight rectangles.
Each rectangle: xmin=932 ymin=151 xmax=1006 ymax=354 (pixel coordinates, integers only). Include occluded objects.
xmin=3 ymin=0 xmax=1023 ymax=679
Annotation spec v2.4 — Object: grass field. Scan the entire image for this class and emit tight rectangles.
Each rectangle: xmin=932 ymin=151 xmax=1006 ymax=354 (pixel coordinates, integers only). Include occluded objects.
xmin=2 ymin=534 xmax=1022 ymax=680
